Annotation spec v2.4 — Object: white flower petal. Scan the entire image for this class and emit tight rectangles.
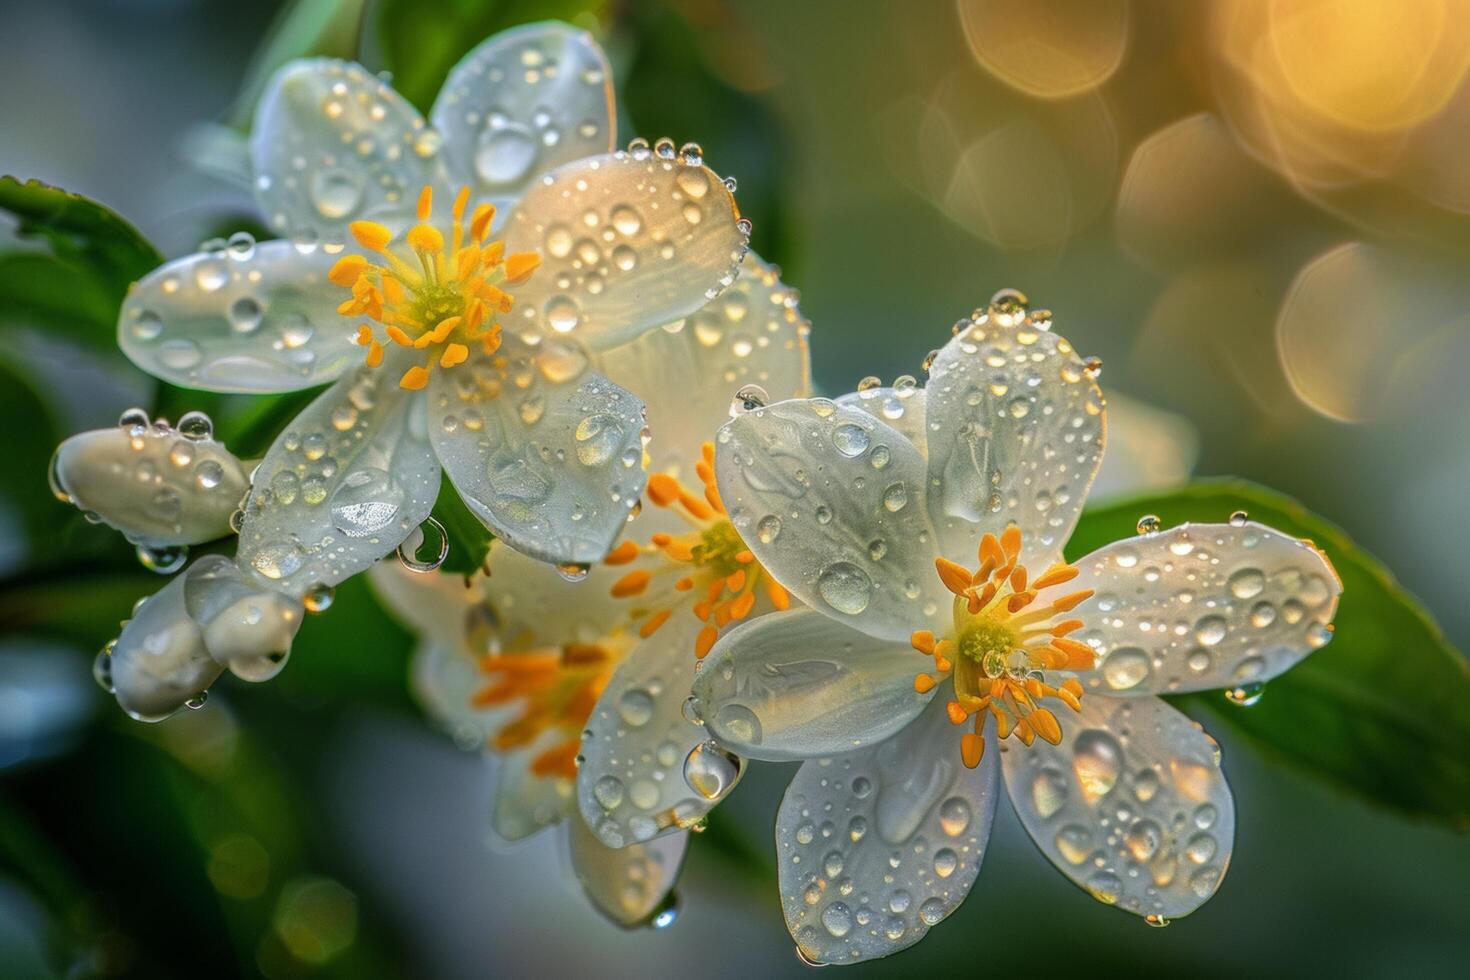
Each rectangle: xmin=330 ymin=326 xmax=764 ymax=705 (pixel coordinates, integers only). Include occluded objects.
xmin=595 ymin=252 xmax=812 ymax=474
xmin=251 ymin=59 xmax=451 ymax=245
xmin=490 ymin=736 xmax=574 ymax=842
xmin=427 ymin=337 xmax=646 ymax=566
xmin=693 ymin=609 xmax=930 ymax=761
xmin=778 ymin=691 xmax=1000 ymax=965
xmin=924 ymin=318 xmax=1105 ymax=570
xmin=368 ymin=561 xmax=478 ymax=651
xmin=107 ymin=571 xmax=220 ymax=722
xmin=835 ymin=386 xmax=928 ymax=457
xmin=567 ymin=817 xmax=687 ymax=928
xmin=1001 ymin=693 xmax=1234 ymax=920
xmin=578 ymin=612 xmax=738 ymax=847
xmin=409 ymin=640 xmax=503 ymax=747
xmin=119 ymin=241 xmax=361 ymax=393
xmin=1070 ymin=521 xmax=1341 ymax=696
xmin=184 ymin=555 xmax=304 ymax=682
xmin=478 ymin=539 xmax=639 ymax=645
xmin=502 ymin=149 xmax=751 ymax=350
xmin=431 ymin=23 xmax=616 ymax=203
xmin=237 ymin=357 xmax=441 ymax=596
xmin=51 ymin=418 xmax=248 ymax=547
xmin=715 ymin=398 xmax=948 ymax=642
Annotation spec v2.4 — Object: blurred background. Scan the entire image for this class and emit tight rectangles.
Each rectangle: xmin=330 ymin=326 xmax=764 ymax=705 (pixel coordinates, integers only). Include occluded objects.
xmin=2 ymin=0 xmax=1469 ymax=976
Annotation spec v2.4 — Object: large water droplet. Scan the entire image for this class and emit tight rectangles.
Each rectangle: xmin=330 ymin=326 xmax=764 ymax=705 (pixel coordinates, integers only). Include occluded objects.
xmin=329 ymin=468 xmax=404 ymax=537
xmin=683 ymin=740 xmax=742 ymax=801
xmin=1072 ymin=729 xmax=1123 ymax=802
xmin=816 ymin=561 xmax=872 ymax=615
xmin=310 ymin=168 xmax=363 ymax=219
xmin=574 ymin=413 xmax=624 ymax=467
xmin=475 ymin=124 xmax=539 ymax=186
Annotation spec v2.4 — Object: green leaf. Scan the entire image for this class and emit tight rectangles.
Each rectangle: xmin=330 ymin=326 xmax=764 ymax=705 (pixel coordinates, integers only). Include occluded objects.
xmin=0 ymin=177 xmax=160 ymax=291
xmin=1069 ymin=479 xmax=1470 ymax=830
xmin=0 ymin=356 xmax=64 ymax=561
xmin=0 ymin=251 xmax=116 ymax=339
xmin=428 ymin=477 xmax=493 ymax=575
xmin=374 ymin=0 xmax=608 ymax=112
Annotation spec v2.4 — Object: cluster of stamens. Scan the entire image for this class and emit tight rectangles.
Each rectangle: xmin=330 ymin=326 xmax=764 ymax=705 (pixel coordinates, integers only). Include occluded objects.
xmin=472 ymin=636 xmax=627 ymax=781
xmin=603 ymin=442 xmax=789 ymax=659
xmin=913 ymin=526 xmax=1096 ymax=769
xmin=331 ymin=184 xmax=541 ymax=390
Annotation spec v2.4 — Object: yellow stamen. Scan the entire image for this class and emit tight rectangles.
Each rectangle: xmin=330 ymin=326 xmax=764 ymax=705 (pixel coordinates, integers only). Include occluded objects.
xmin=400 ymin=365 xmax=429 ymax=390
xmin=331 ymin=254 xmax=369 ymax=286
xmin=349 ymin=220 xmax=392 ymax=251
xmin=416 ymin=186 xmax=433 ymax=222
xmin=505 ymin=252 xmax=541 ymax=283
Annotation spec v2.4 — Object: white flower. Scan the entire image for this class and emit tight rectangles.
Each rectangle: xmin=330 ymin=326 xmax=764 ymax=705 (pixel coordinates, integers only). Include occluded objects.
xmin=694 ymin=293 xmax=1342 ymax=963
xmin=371 ymin=255 xmax=811 ymax=924
xmin=75 ymin=22 xmax=754 ymax=722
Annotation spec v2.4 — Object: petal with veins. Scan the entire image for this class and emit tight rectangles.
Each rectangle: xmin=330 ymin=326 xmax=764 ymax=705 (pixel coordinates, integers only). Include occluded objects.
xmin=431 ymin=22 xmax=616 ymax=203
xmin=578 ymin=613 xmax=734 ymax=847
xmin=924 ymin=316 xmax=1105 ymax=570
xmin=1001 ymin=693 xmax=1235 ymax=919
xmin=1069 ymin=521 xmax=1341 ymax=696
xmin=694 ymin=609 xmax=930 ymax=761
xmin=427 ymin=337 xmax=646 ymax=566
xmin=501 ymin=150 xmax=750 ymax=351
xmin=119 ymin=241 xmax=361 ymax=393
xmin=778 ymin=690 xmax=999 ymax=964
xmin=596 ymin=252 xmax=812 ymax=475
xmin=251 ymin=59 xmax=451 ymax=245
xmin=715 ymin=398 xmax=948 ymax=642
xmin=566 ymin=817 xmax=687 ymax=928
xmin=237 ymin=355 xmax=441 ymax=597
xmin=52 ymin=421 xmax=247 ymax=547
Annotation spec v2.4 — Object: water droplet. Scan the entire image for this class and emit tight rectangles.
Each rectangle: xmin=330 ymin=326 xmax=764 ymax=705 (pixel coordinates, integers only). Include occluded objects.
xmin=938 ymin=797 xmax=971 ymax=836
xmin=1083 ymin=356 xmax=1103 ymax=379
xmin=475 ymin=124 xmax=539 ymax=186
xmin=1228 ymin=568 xmax=1265 ymax=600
xmin=593 ymin=775 xmax=625 ymax=809
xmin=618 ymin=688 xmax=655 ymax=726
xmin=310 ymin=168 xmax=363 ymax=219
xmin=1101 ymin=647 xmax=1151 ymax=691
xmin=712 ymin=702 xmax=762 ymax=746
xmin=1136 ymin=514 xmax=1161 ymax=535
xmin=756 ymin=514 xmax=782 ymax=544
xmin=92 ymin=646 xmax=114 ymax=693
xmin=556 ymin=562 xmax=590 ymax=582
xmin=987 ymin=288 xmax=1028 ymax=326
xmin=1072 ymin=730 xmax=1122 ymax=802
xmin=817 ymin=562 xmax=872 ymax=615
xmin=303 ymin=582 xmax=334 ymax=613
xmin=177 ymin=411 xmax=214 ymax=441
xmin=574 ymin=413 xmax=624 ymax=467
xmin=1224 ymin=683 xmax=1264 ymax=707
xmin=1229 ymin=510 xmax=1249 ymax=527
xmin=396 ymin=517 xmax=448 ymax=573
xmin=832 ymin=423 xmax=870 ymax=458
xmin=820 ymin=902 xmax=853 ymax=938
xmin=681 ymin=695 xmax=704 ymax=725
xmin=136 ymin=543 xmax=187 ymax=574
xmin=544 ymin=294 xmax=581 ymax=332
xmin=185 ymin=691 xmax=209 ymax=710
xmin=1194 ymin=615 xmax=1227 ymax=647
xmin=882 ymin=482 xmax=908 ymax=512
xmin=919 ymin=897 xmax=946 ymax=926
xmin=649 ymin=894 xmax=679 ymax=930
xmin=330 ymin=468 xmax=404 ymax=537
xmin=1145 ymin=914 xmax=1171 ymax=928
xmin=684 ymin=740 xmax=742 ymax=801
xmin=730 ymin=383 xmax=769 ymax=415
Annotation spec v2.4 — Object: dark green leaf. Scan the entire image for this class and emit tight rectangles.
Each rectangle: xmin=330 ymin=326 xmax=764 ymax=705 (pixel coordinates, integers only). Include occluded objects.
xmin=1069 ymin=479 xmax=1470 ymax=830
xmin=0 ymin=356 xmax=64 ymax=563
xmin=374 ymin=0 xmax=608 ymax=112
xmin=428 ymin=477 xmax=493 ymax=575
xmin=0 ymin=251 xmax=117 ymax=340
xmin=0 ymin=177 xmax=160 ymax=292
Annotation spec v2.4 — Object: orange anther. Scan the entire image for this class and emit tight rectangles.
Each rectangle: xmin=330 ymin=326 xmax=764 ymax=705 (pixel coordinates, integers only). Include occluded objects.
xmin=610 ymin=570 xmax=652 ymax=598
xmin=765 ymin=578 xmax=790 ymax=611
xmin=730 ymin=590 xmax=756 ymax=619
xmin=604 ymin=541 xmax=640 ymax=566
xmin=961 ymin=732 xmax=986 ymax=769
xmin=946 ymin=701 xmax=968 ymax=725
xmin=640 ymin=609 xmax=672 ymax=638
xmin=416 ymin=186 xmax=433 ymax=222
xmin=470 ymin=204 xmax=497 ymax=241
xmin=647 ymin=474 xmax=682 ymax=507
xmin=365 ymin=341 xmax=384 ymax=368
xmin=936 ymin=557 xmax=973 ymax=596
xmin=695 ymin=624 xmax=719 ymax=659
xmin=349 ymin=220 xmax=392 ymax=251
xmin=914 ymin=674 xmax=937 ymax=693
xmin=726 ymin=570 xmax=746 ymax=593
xmin=910 ymin=630 xmax=936 ymax=655
xmin=1000 ymin=525 xmax=1022 ymax=560
xmin=505 ymin=251 xmax=541 ymax=282
xmin=399 ymin=365 xmax=429 ymax=390
xmin=330 ymin=254 xmax=370 ymax=286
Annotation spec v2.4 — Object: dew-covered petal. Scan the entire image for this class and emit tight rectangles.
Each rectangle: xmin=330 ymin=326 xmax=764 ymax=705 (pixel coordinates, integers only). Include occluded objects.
xmin=183 ymin=555 xmax=304 ymax=682
xmin=693 ymin=609 xmax=930 ymax=761
xmin=490 ymin=734 xmax=574 ymax=842
xmin=477 ymin=539 xmax=639 ymax=646
xmin=427 ymin=337 xmax=645 ymax=566
xmin=431 ymin=22 xmax=615 ymax=204
xmin=578 ymin=612 xmax=738 ymax=847
xmin=835 ymin=386 xmax=928 ymax=458
xmin=567 ymin=817 xmax=687 ymax=928
xmin=251 ymin=59 xmax=451 ymax=245
xmin=501 ymin=149 xmax=751 ymax=351
xmin=119 ymin=241 xmax=362 ymax=393
xmin=1069 ymin=521 xmax=1341 ymax=696
xmin=51 ymin=417 xmax=248 ymax=547
xmin=924 ymin=317 xmax=1105 ymax=570
xmin=1001 ymin=693 xmax=1235 ymax=919
xmin=715 ymin=399 xmax=948 ymax=642
xmin=778 ymin=691 xmax=999 ymax=965
xmin=106 ymin=571 xmax=221 ymax=722
xmin=237 ymin=357 xmax=441 ymax=597
xmin=595 ymin=252 xmax=812 ymax=474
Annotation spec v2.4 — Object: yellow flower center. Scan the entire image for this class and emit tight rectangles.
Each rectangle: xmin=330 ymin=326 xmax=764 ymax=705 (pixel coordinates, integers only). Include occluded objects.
xmin=468 ymin=607 xmax=631 ymax=782
xmin=603 ymin=441 xmax=790 ymax=659
xmin=330 ymin=184 xmax=542 ymax=390
xmin=913 ymin=526 xmax=1097 ymax=770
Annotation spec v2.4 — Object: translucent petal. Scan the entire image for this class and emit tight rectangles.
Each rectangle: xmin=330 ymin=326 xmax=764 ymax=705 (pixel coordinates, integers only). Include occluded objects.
xmin=183 ymin=555 xmax=304 ymax=682
xmin=51 ymin=419 xmax=248 ymax=547
xmin=777 ymin=691 xmax=999 ymax=964
xmin=107 ymin=571 xmax=220 ymax=722
xmin=715 ymin=398 xmax=948 ymax=642
xmin=1089 ymin=392 xmax=1197 ymax=499
xmin=692 ymin=609 xmax=930 ymax=761
xmin=431 ymin=22 xmax=616 ymax=203
xmin=118 ymin=241 xmax=361 ymax=393
xmin=250 ymin=59 xmax=451 ymax=245
xmin=924 ymin=318 xmax=1105 ymax=570
xmin=566 ymin=817 xmax=687 ymax=928
xmin=835 ymin=386 xmax=928 ymax=458
xmin=236 ymin=357 xmax=441 ymax=597
xmin=368 ymin=561 xmax=478 ymax=651
xmin=1001 ymin=693 xmax=1235 ymax=919
xmin=501 ymin=150 xmax=751 ymax=351
xmin=595 ymin=252 xmax=812 ymax=474
xmin=490 ymin=734 xmax=574 ymax=842
xmin=477 ymin=539 xmax=638 ymax=646
xmin=426 ymin=337 xmax=646 ymax=566
xmin=1069 ymin=521 xmax=1341 ymax=696
xmin=578 ymin=612 xmax=736 ymax=847
xmin=409 ymin=640 xmax=503 ymax=747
